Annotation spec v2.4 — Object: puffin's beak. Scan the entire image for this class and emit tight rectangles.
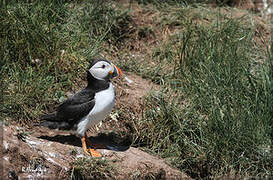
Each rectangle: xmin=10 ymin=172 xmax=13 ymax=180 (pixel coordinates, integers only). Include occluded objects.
xmin=110 ymin=64 xmax=123 ymax=77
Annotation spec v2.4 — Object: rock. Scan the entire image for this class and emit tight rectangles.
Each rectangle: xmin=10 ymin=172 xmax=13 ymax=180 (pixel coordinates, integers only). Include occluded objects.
xmin=2 ymin=125 xmax=190 ymax=179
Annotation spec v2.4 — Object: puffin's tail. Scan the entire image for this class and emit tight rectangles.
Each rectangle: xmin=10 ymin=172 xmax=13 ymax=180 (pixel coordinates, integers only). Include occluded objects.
xmin=37 ymin=121 xmax=71 ymax=130
xmin=36 ymin=113 xmax=72 ymax=130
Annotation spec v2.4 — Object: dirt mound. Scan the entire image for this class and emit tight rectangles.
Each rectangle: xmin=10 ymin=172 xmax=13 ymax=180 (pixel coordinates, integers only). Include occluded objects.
xmin=1 ymin=124 xmax=190 ymax=179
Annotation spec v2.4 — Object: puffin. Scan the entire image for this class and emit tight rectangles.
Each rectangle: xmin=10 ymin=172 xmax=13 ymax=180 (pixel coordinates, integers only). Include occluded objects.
xmin=39 ymin=59 xmax=123 ymax=157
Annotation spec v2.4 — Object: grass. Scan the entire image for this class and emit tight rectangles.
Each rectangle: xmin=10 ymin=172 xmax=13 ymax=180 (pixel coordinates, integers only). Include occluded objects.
xmin=1 ymin=0 xmax=272 ymax=179
xmin=70 ymin=157 xmax=117 ymax=179
xmin=0 ymin=0 xmax=131 ymax=123
xmin=129 ymin=5 xmax=273 ymax=179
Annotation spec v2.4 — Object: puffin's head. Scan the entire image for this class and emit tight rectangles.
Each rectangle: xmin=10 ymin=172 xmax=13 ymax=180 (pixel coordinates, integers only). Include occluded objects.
xmin=88 ymin=59 xmax=123 ymax=81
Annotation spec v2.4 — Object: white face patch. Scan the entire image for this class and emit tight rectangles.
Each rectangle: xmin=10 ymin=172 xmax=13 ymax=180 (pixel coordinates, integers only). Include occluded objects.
xmin=89 ymin=61 xmax=114 ymax=80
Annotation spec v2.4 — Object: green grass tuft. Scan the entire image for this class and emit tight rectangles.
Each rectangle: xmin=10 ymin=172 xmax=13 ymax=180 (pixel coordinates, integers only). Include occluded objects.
xmin=132 ymin=15 xmax=273 ymax=178
xmin=0 ymin=0 xmax=132 ymax=123
xmin=70 ymin=157 xmax=117 ymax=180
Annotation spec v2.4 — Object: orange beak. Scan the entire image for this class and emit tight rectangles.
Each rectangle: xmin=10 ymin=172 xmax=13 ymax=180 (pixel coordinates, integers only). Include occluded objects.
xmin=114 ymin=65 xmax=123 ymax=76
xmin=110 ymin=64 xmax=123 ymax=77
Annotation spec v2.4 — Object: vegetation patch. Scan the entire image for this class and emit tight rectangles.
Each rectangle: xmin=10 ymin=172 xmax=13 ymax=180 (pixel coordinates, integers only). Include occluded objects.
xmin=130 ymin=5 xmax=273 ymax=179
xmin=0 ymin=0 xmax=133 ymax=123
xmin=70 ymin=158 xmax=117 ymax=179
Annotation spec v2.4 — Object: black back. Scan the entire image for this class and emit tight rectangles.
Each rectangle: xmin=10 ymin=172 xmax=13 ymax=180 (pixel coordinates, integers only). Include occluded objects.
xmin=41 ymin=60 xmax=111 ymax=129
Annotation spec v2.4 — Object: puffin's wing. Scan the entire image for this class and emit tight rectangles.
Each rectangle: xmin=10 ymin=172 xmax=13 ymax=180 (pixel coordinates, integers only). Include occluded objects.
xmin=56 ymin=89 xmax=95 ymax=121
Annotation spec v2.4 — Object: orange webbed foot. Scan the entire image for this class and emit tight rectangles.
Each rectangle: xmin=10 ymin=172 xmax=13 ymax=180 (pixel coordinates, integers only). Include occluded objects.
xmin=81 ymin=134 xmax=102 ymax=157
xmin=88 ymin=148 xmax=102 ymax=157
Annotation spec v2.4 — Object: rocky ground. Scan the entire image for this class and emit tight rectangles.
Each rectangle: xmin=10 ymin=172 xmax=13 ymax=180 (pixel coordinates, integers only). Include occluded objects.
xmin=2 ymin=125 xmax=190 ymax=179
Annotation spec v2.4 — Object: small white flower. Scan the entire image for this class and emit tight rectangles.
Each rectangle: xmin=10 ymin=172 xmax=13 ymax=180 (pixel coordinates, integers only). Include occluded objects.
xmin=60 ymin=50 xmax=65 ymax=56
xmin=124 ymin=76 xmax=134 ymax=84
xmin=35 ymin=59 xmax=41 ymax=63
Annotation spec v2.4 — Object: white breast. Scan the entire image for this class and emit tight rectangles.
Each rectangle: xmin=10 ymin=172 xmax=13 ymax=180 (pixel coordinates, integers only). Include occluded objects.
xmin=77 ymin=83 xmax=115 ymax=136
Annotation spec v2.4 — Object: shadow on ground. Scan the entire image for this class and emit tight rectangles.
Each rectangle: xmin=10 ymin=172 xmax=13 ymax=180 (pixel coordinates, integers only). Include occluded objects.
xmin=38 ymin=132 xmax=132 ymax=151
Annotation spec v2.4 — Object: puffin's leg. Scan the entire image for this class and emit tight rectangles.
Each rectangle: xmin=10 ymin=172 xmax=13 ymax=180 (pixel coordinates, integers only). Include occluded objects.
xmin=81 ymin=135 xmax=91 ymax=156
xmin=83 ymin=133 xmax=102 ymax=157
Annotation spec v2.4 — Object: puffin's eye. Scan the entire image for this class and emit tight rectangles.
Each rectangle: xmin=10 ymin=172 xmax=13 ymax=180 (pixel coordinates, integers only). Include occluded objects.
xmin=102 ymin=64 xmax=106 ymax=68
